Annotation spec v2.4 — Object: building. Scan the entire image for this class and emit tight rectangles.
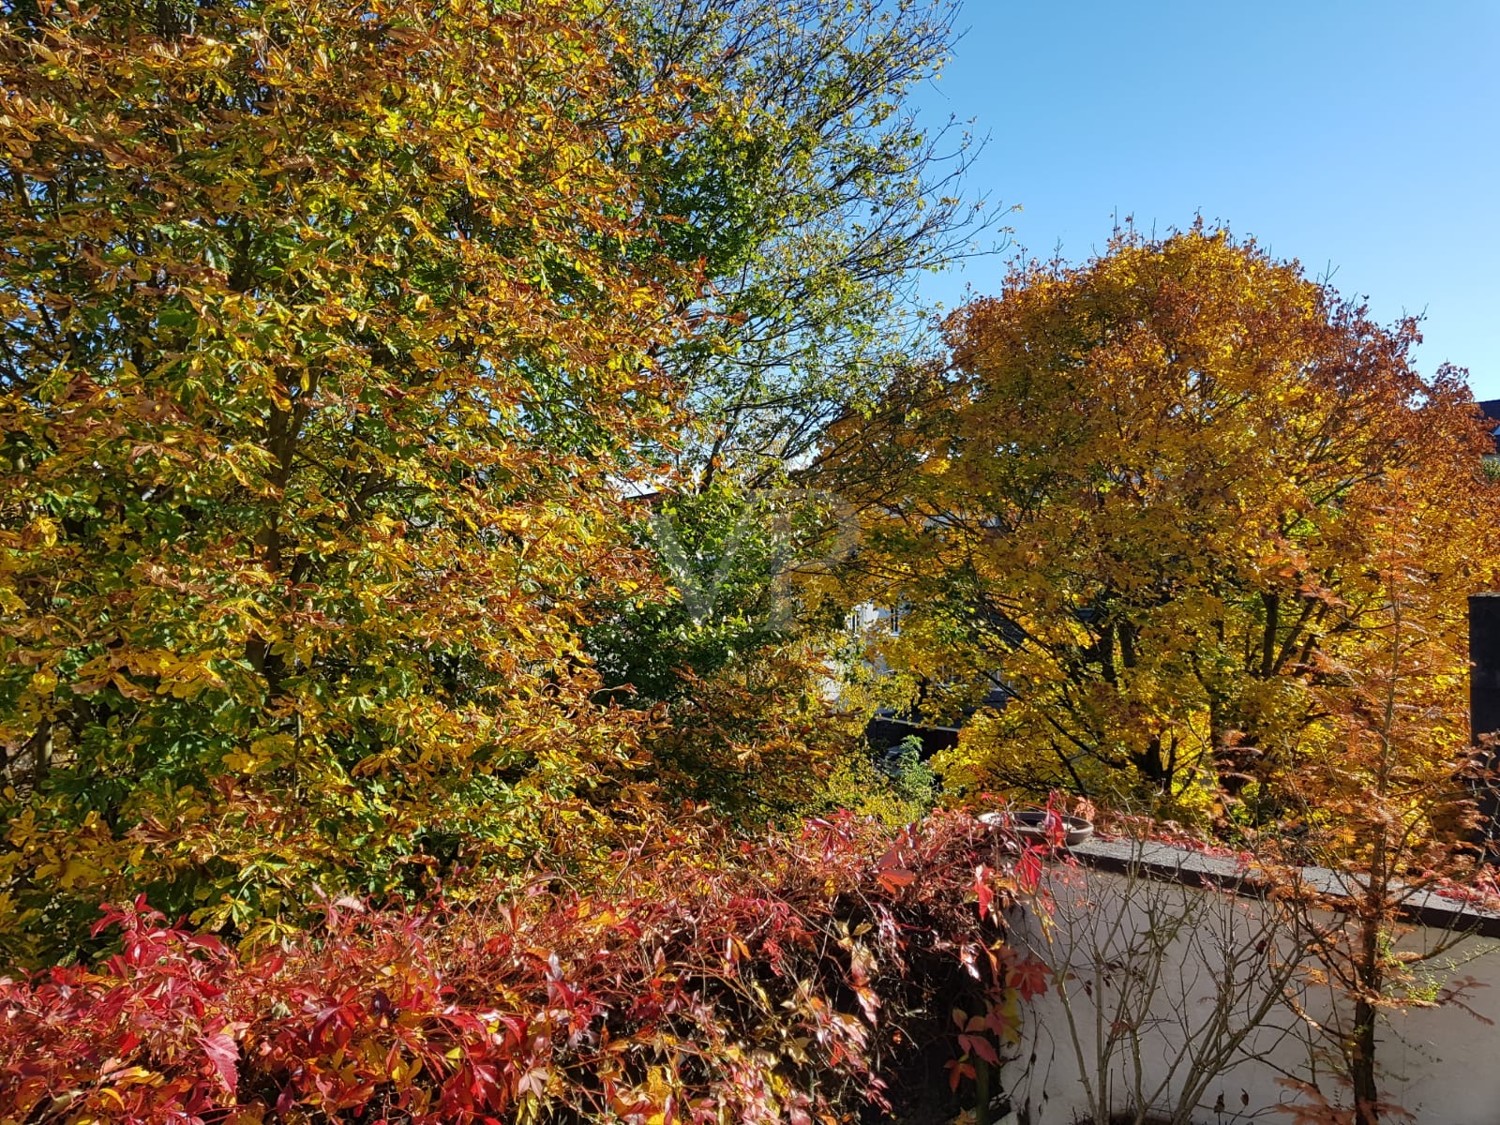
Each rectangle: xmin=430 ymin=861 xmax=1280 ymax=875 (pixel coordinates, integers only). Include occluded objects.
xmin=1481 ymin=398 xmax=1500 ymax=455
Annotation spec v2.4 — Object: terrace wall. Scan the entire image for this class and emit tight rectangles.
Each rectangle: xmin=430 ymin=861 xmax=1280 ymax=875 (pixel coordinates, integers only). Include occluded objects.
xmin=1001 ymin=841 xmax=1500 ymax=1124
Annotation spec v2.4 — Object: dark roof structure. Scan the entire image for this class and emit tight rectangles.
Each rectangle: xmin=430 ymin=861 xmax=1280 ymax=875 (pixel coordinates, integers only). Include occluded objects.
xmin=1481 ymin=399 xmax=1500 ymax=454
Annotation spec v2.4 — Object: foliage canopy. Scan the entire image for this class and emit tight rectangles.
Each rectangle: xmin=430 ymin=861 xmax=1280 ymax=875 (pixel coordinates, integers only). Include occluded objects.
xmin=0 ymin=0 xmax=700 ymax=961
xmin=622 ymin=0 xmax=987 ymax=477
xmin=820 ymin=227 xmax=1499 ymax=819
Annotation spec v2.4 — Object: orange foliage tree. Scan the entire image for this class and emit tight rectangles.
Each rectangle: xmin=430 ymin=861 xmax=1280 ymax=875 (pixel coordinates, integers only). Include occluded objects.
xmin=0 ymin=0 xmax=699 ymax=961
xmin=819 ymin=227 xmax=1498 ymax=819
xmin=1268 ymin=503 xmax=1491 ymax=1125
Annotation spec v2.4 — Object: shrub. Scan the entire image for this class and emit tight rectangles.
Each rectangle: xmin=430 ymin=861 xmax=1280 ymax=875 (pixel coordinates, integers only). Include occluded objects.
xmin=0 ymin=811 xmax=1048 ymax=1124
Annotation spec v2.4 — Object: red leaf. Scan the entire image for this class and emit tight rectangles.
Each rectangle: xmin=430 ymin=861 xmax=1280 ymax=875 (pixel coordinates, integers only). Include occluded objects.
xmin=198 ymin=1030 xmax=239 ymax=1094
xmin=518 ymin=1066 xmax=549 ymax=1097
xmin=983 ymin=1002 xmax=1018 ymax=1042
xmin=958 ymin=1032 xmax=1000 ymax=1066
xmin=945 ymin=1057 xmax=975 ymax=1092
xmin=974 ymin=865 xmax=994 ymax=920
xmin=1016 ymin=846 xmax=1044 ymax=892
xmin=876 ymin=867 xmax=916 ymax=894
xmin=1009 ymin=958 xmax=1050 ymax=1001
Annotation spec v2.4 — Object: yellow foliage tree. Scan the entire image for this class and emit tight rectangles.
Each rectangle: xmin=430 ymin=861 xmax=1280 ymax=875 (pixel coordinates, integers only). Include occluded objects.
xmin=0 ymin=0 xmax=697 ymax=961
xmin=819 ymin=227 xmax=1498 ymax=819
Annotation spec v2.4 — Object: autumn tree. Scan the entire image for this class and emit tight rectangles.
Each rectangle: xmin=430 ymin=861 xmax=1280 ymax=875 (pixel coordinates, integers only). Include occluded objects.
xmin=550 ymin=0 xmax=992 ymax=818
xmin=0 ymin=0 xmax=699 ymax=961
xmin=818 ymin=227 xmax=1499 ymax=817
xmin=1268 ymin=506 xmax=1491 ymax=1125
xmin=580 ymin=477 xmax=868 ymax=819
xmin=620 ymin=0 xmax=990 ymax=480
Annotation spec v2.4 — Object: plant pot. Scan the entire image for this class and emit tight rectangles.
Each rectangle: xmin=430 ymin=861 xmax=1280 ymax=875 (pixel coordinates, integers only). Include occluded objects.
xmin=977 ymin=809 xmax=1093 ymax=848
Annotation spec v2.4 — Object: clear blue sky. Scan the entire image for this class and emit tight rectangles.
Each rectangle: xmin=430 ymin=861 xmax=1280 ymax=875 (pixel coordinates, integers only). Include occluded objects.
xmin=913 ymin=0 xmax=1500 ymax=399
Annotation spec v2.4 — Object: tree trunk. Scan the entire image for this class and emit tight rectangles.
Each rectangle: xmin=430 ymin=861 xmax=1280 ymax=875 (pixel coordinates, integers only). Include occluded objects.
xmin=1350 ymin=993 xmax=1380 ymax=1125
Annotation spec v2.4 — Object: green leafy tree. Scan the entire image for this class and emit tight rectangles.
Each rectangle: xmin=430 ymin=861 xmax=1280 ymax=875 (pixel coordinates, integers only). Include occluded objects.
xmin=587 ymin=480 xmax=804 ymax=704
xmin=586 ymin=476 xmax=865 ymax=819
xmin=623 ymin=0 xmax=992 ymax=478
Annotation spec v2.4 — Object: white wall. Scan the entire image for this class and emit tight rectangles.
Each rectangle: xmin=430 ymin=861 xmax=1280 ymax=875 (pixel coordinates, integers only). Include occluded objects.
xmin=1000 ymin=850 xmax=1500 ymax=1125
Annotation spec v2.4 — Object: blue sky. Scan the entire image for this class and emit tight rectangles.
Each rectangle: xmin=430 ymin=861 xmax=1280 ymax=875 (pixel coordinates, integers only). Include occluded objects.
xmin=912 ymin=1 xmax=1500 ymax=399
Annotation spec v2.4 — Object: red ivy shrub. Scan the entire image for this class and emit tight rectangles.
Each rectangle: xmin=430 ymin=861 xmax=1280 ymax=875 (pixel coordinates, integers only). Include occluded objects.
xmin=0 ymin=811 xmax=1050 ymax=1124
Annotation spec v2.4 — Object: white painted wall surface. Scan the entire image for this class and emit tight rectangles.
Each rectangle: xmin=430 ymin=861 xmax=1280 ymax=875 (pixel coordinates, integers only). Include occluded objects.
xmin=999 ymin=853 xmax=1500 ymax=1125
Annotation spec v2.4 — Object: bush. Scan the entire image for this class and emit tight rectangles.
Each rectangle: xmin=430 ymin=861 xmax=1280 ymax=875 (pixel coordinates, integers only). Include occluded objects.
xmin=816 ymin=735 xmax=941 ymax=829
xmin=0 ymin=812 xmax=1048 ymax=1124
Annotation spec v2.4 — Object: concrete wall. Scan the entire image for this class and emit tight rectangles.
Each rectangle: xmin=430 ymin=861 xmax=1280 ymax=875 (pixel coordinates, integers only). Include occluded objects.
xmin=1000 ymin=845 xmax=1500 ymax=1125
